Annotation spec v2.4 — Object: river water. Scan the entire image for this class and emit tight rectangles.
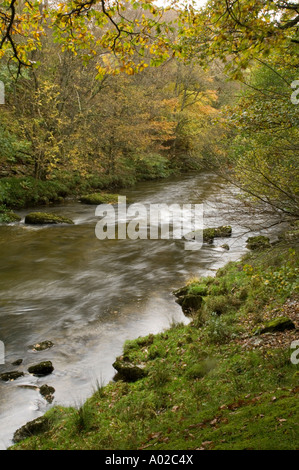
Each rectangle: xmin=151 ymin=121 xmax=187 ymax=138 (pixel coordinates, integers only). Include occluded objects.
xmin=0 ymin=172 xmax=283 ymax=448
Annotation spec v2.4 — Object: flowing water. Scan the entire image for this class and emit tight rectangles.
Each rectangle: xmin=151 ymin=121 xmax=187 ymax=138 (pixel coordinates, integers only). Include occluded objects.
xmin=0 ymin=172 xmax=284 ymax=448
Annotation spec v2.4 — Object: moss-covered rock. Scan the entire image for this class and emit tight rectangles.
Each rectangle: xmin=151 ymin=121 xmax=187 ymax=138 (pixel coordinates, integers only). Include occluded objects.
xmin=185 ymin=226 xmax=232 ymax=244
xmin=175 ymin=294 xmax=204 ymax=315
xmin=221 ymin=244 xmax=230 ymax=251
xmin=204 ymin=225 xmax=232 ymax=241
xmin=25 ymin=212 xmax=74 ymax=225
xmin=13 ymin=416 xmax=50 ymax=443
xmin=28 ymin=361 xmax=54 ymax=377
xmin=173 ymin=286 xmax=190 ymax=298
xmin=40 ymin=384 xmax=55 ymax=403
xmin=246 ymin=236 xmax=271 ymax=251
xmin=29 ymin=340 xmax=54 ymax=352
xmin=0 ymin=371 xmax=24 ymax=382
xmin=113 ymin=359 xmax=148 ymax=382
xmin=80 ymin=193 xmax=120 ymax=205
xmin=11 ymin=359 xmax=23 ymax=366
xmin=255 ymin=317 xmax=295 ymax=335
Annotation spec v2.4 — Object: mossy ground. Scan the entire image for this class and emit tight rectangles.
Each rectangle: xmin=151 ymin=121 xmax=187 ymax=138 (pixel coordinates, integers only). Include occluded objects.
xmin=10 ymin=238 xmax=299 ymax=451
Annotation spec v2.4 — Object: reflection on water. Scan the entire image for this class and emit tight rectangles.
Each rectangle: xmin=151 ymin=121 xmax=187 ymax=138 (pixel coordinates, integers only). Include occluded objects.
xmin=0 ymin=172 xmax=283 ymax=448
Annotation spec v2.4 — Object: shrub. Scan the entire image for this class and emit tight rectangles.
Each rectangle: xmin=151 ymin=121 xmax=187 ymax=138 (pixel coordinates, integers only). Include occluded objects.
xmin=0 ymin=177 xmax=69 ymax=209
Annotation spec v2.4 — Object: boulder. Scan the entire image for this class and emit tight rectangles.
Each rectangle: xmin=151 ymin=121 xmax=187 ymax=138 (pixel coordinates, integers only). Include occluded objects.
xmin=246 ymin=236 xmax=271 ymax=251
xmin=28 ymin=361 xmax=54 ymax=377
xmin=175 ymin=294 xmax=203 ymax=315
xmin=11 ymin=359 xmax=23 ymax=366
xmin=184 ymin=226 xmax=232 ymax=244
xmin=40 ymin=384 xmax=55 ymax=403
xmin=80 ymin=193 xmax=119 ymax=205
xmin=173 ymin=286 xmax=189 ymax=298
xmin=221 ymin=244 xmax=230 ymax=251
xmin=25 ymin=212 xmax=74 ymax=225
xmin=255 ymin=317 xmax=295 ymax=335
xmin=0 ymin=371 xmax=24 ymax=382
xmin=29 ymin=340 xmax=54 ymax=352
xmin=113 ymin=359 xmax=148 ymax=382
xmin=204 ymin=225 xmax=232 ymax=240
xmin=13 ymin=416 xmax=50 ymax=443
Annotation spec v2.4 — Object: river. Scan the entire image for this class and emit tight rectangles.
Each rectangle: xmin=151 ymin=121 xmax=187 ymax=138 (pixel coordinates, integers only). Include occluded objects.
xmin=0 ymin=172 xmax=283 ymax=448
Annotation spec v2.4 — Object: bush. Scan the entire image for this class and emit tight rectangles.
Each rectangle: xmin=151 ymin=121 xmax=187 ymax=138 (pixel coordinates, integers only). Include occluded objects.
xmin=0 ymin=177 xmax=70 ymax=209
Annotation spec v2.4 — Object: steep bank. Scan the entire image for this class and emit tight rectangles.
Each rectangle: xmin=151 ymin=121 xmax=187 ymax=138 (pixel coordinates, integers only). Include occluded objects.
xmin=10 ymin=228 xmax=299 ymax=450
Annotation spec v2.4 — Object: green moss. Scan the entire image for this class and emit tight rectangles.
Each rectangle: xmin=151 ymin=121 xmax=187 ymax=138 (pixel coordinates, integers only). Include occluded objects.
xmin=246 ymin=236 xmax=271 ymax=251
xmin=203 ymin=225 xmax=232 ymax=242
xmin=25 ymin=212 xmax=74 ymax=225
xmin=255 ymin=316 xmax=295 ymax=335
xmin=176 ymin=293 xmax=204 ymax=315
xmin=188 ymin=284 xmax=208 ymax=296
xmin=80 ymin=193 xmax=120 ymax=205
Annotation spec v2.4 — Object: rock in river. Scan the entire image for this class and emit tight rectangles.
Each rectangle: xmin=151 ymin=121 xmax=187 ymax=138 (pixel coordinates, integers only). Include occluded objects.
xmin=25 ymin=212 xmax=74 ymax=225
xmin=40 ymin=384 xmax=55 ymax=403
xmin=246 ymin=236 xmax=271 ymax=251
xmin=184 ymin=225 xmax=232 ymax=244
xmin=80 ymin=193 xmax=120 ymax=205
xmin=0 ymin=371 xmax=24 ymax=382
xmin=28 ymin=361 xmax=54 ymax=377
xmin=29 ymin=340 xmax=54 ymax=352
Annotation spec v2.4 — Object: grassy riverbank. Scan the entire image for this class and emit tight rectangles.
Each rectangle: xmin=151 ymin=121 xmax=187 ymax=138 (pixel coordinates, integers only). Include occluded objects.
xmin=0 ymin=167 xmax=179 ymax=222
xmin=10 ymin=232 xmax=299 ymax=450
xmin=0 ymin=159 xmax=177 ymax=212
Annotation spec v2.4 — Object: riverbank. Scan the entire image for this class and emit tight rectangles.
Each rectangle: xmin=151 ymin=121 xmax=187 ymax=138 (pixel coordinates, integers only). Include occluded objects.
xmin=10 ymin=227 xmax=299 ymax=450
xmin=0 ymin=163 xmax=180 ymax=222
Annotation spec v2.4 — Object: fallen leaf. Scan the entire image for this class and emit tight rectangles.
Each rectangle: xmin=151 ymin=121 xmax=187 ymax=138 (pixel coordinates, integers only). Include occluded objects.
xmin=201 ymin=441 xmax=213 ymax=447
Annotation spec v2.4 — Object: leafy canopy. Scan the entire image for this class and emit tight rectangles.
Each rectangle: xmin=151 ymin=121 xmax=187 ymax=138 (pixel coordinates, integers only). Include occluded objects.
xmin=1 ymin=1 xmax=298 ymax=77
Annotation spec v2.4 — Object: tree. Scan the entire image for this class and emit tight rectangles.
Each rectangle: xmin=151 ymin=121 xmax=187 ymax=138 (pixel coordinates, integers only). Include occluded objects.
xmin=204 ymin=54 xmax=299 ymax=218
xmin=177 ymin=0 xmax=299 ymax=79
xmin=0 ymin=0 xmax=172 ymax=76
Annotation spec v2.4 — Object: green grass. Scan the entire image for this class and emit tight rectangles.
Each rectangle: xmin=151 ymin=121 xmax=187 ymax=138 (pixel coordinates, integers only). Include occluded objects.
xmin=10 ymin=237 xmax=299 ymax=450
